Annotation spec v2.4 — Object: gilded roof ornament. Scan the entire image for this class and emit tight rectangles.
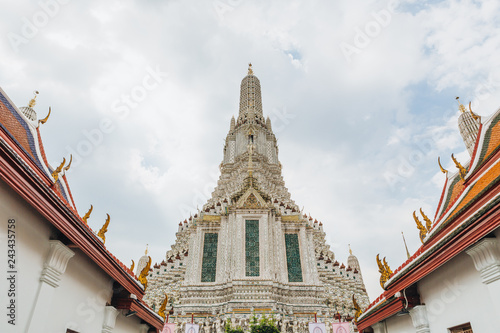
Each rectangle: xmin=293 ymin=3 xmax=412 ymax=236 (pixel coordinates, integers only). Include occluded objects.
xmin=352 ymin=294 xmax=362 ymax=323
xmin=51 ymin=157 xmax=66 ymax=182
xmin=63 ymin=154 xmax=72 ymax=172
xmin=145 ymin=244 xmax=149 ymax=255
xmin=82 ymin=204 xmax=93 ymax=224
xmin=348 ymin=244 xmax=352 ymax=255
xmin=469 ymin=102 xmax=480 ymax=122
xmin=138 ymin=256 xmax=152 ymax=290
xmin=248 ymin=63 xmax=253 ymax=75
xmin=456 ymin=97 xmax=467 ymax=113
xmin=130 ymin=260 xmax=135 ymax=272
xmin=451 ymin=153 xmax=467 ymax=180
xmin=420 ymin=208 xmax=432 ymax=232
xmin=413 ymin=211 xmax=427 ymax=244
xmin=38 ymin=107 xmax=51 ymax=125
xmin=383 ymin=257 xmax=393 ymax=276
xmin=97 ymin=214 xmax=110 ymax=244
xmin=438 ymin=157 xmax=448 ymax=174
xmin=28 ymin=90 xmax=39 ymax=108
xmin=376 ymin=254 xmax=391 ymax=289
xmin=158 ymin=293 xmax=168 ymax=320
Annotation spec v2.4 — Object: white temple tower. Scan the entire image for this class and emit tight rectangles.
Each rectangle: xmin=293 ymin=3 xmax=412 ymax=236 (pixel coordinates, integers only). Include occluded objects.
xmin=144 ymin=65 xmax=370 ymax=324
xmin=457 ymin=99 xmax=481 ymax=155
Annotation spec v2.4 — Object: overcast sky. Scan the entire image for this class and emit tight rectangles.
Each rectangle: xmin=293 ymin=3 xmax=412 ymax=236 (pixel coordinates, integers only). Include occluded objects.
xmin=2 ymin=0 xmax=500 ymax=302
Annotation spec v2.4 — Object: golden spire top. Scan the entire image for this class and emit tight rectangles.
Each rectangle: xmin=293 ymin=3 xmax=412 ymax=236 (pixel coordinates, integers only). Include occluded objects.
xmin=145 ymin=244 xmax=149 ymax=255
xmin=456 ymin=97 xmax=467 ymax=113
xmin=28 ymin=90 xmax=39 ymax=108
xmin=348 ymin=244 xmax=352 ymax=255
xmin=248 ymin=63 xmax=254 ymax=75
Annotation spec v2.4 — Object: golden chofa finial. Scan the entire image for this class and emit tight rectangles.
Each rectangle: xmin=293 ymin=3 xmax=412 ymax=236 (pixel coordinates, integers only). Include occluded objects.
xmin=376 ymin=254 xmax=391 ymax=289
xmin=420 ymin=208 xmax=432 ymax=232
xmin=63 ymin=154 xmax=72 ymax=172
xmin=138 ymin=256 xmax=152 ymax=290
xmin=130 ymin=260 xmax=135 ymax=272
xmin=28 ymin=90 xmax=39 ymax=108
xmin=248 ymin=63 xmax=254 ymax=75
xmin=51 ymin=157 xmax=66 ymax=182
xmin=38 ymin=107 xmax=51 ymax=125
xmin=158 ymin=293 xmax=169 ymax=320
xmin=438 ymin=157 xmax=448 ymax=174
xmin=451 ymin=153 xmax=467 ymax=180
xmin=352 ymin=294 xmax=362 ymax=323
xmin=469 ymin=102 xmax=481 ymax=122
xmin=97 ymin=214 xmax=110 ymax=244
xmin=82 ymin=204 xmax=93 ymax=224
xmin=456 ymin=97 xmax=467 ymax=113
xmin=413 ymin=211 xmax=427 ymax=244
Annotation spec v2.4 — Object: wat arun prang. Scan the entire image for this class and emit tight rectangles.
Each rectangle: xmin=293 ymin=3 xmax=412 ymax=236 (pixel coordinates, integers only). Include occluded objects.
xmin=141 ymin=65 xmax=370 ymax=331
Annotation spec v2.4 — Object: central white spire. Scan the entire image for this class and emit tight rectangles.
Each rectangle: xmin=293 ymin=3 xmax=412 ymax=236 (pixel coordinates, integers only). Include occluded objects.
xmin=237 ymin=63 xmax=265 ymax=124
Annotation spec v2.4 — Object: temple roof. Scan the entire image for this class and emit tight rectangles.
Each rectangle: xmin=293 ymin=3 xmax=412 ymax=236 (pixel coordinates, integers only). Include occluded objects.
xmin=358 ymin=103 xmax=500 ymax=329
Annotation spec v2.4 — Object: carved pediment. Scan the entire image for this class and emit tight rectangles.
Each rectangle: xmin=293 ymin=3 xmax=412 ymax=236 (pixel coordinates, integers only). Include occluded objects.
xmin=236 ymin=187 xmax=268 ymax=209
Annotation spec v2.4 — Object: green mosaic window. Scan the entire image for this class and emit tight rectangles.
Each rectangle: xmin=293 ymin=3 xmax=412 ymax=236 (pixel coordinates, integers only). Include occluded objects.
xmin=201 ymin=233 xmax=218 ymax=282
xmin=245 ymin=220 xmax=260 ymax=276
xmin=285 ymin=233 xmax=303 ymax=282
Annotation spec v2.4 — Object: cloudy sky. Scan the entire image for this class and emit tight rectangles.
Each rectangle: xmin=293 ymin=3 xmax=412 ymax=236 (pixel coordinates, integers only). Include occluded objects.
xmin=2 ymin=0 xmax=500 ymax=301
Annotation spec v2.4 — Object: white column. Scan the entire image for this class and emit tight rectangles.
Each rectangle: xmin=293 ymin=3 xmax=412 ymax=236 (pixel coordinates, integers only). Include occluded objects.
xmin=466 ymin=237 xmax=500 ymax=314
xmin=409 ymin=305 xmax=430 ymax=333
xmin=26 ymin=240 xmax=75 ymax=333
xmin=102 ymin=306 xmax=119 ymax=333
xmin=371 ymin=321 xmax=387 ymax=333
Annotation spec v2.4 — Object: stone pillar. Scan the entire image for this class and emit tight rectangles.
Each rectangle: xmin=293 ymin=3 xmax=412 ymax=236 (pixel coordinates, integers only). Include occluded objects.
xmin=409 ymin=305 xmax=430 ymax=333
xmin=371 ymin=321 xmax=387 ymax=333
xmin=101 ymin=306 xmax=119 ymax=333
xmin=26 ymin=240 xmax=75 ymax=333
xmin=466 ymin=238 xmax=500 ymax=314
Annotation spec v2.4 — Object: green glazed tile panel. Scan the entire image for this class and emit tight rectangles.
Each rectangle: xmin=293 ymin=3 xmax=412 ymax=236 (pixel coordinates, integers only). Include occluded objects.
xmin=285 ymin=233 xmax=303 ymax=282
xmin=245 ymin=220 xmax=260 ymax=276
xmin=201 ymin=233 xmax=218 ymax=282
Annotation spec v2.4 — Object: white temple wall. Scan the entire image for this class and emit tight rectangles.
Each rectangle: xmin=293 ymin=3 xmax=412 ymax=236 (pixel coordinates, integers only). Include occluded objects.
xmin=114 ymin=313 xmax=147 ymax=333
xmin=418 ymin=251 xmax=499 ymax=332
xmin=382 ymin=250 xmax=498 ymax=332
xmin=0 ymin=179 xmax=154 ymax=333
xmin=45 ymin=249 xmax=112 ymax=332
xmin=384 ymin=315 xmax=414 ymax=333
xmin=0 ymin=179 xmax=52 ymax=332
